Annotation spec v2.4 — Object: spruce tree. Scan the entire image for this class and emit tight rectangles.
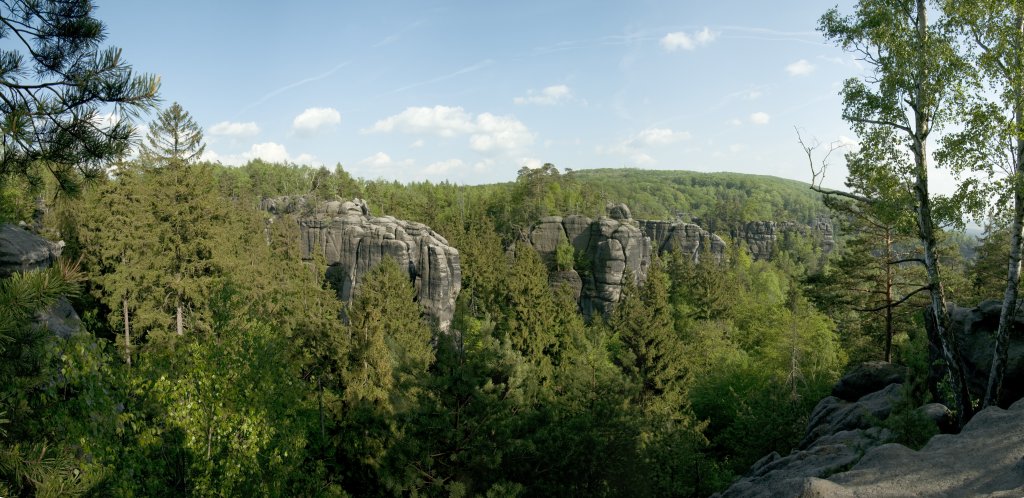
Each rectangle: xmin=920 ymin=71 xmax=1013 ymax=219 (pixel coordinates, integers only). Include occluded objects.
xmin=141 ymin=103 xmax=222 ymax=335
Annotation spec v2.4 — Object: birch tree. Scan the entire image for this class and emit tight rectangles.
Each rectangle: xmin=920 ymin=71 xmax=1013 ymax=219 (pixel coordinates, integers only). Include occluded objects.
xmin=941 ymin=1 xmax=1024 ymax=408
xmin=819 ymin=0 xmax=976 ymax=424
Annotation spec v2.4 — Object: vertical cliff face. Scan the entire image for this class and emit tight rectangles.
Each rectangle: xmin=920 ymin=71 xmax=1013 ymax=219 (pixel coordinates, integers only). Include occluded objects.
xmin=265 ymin=197 xmax=462 ymax=332
xmin=640 ymin=220 xmax=726 ymax=261
xmin=527 ymin=206 xmax=652 ymax=318
xmin=527 ymin=203 xmax=832 ymax=317
xmin=735 ymin=217 xmax=835 ymax=261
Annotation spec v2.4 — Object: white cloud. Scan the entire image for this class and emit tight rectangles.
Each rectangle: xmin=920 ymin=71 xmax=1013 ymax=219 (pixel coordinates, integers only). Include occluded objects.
xmin=785 ymin=59 xmax=815 ymax=76
xmin=247 ymin=142 xmax=291 ymax=163
xmin=695 ymin=27 xmax=717 ymax=45
xmin=201 ymin=142 xmax=320 ymax=166
xmin=470 ymin=113 xmax=534 ymax=152
xmin=629 ymin=127 xmax=691 ymax=146
xmin=597 ymin=127 xmax=690 ymax=166
xmin=410 ymin=139 xmax=425 ymax=148
xmin=630 ymin=152 xmax=655 ymax=165
xmin=368 ymin=105 xmax=475 ymax=137
xmin=361 ymin=152 xmax=394 ymax=168
xmin=837 ymin=135 xmax=861 ymax=151
xmin=661 ymin=27 xmax=718 ymax=52
xmin=521 ymin=157 xmax=545 ymax=169
xmin=292 ymin=107 xmax=341 ymax=135
xmin=209 ymin=121 xmax=260 ymax=138
xmin=727 ymin=118 xmax=743 ymax=127
xmin=745 ymin=90 xmax=763 ymax=100
xmin=359 ymin=151 xmax=413 ymax=169
xmin=369 ymin=105 xmax=534 ymax=152
xmin=749 ymin=112 xmax=771 ymax=125
xmin=423 ymin=159 xmax=464 ymax=175
xmin=514 ymin=84 xmax=573 ymax=105
xmin=473 ymin=158 xmax=495 ymax=172
xmin=661 ymin=32 xmax=694 ymax=51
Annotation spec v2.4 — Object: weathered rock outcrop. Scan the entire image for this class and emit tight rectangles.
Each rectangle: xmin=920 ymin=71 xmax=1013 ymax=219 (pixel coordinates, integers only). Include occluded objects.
xmin=716 ymin=363 xmax=917 ymax=497
xmin=527 ymin=205 xmax=651 ymax=318
xmin=927 ymin=300 xmax=1024 ymax=408
xmin=735 ymin=218 xmax=835 ymax=261
xmin=640 ymin=219 xmax=725 ymax=261
xmin=527 ymin=203 xmax=833 ymax=315
xmin=810 ymin=397 xmax=1024 ymax=497
xmin=0 ymin=223 xmax=64 ymax=277
xmin=0 ymin=223 xmax=81 ymax=337
xmin=264 ymin=197 xmax=461 ymax=331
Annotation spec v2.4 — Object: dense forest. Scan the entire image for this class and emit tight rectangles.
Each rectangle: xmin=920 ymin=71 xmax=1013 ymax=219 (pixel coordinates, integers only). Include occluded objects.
xmin=4 ymin=0 xmax=1024 ymax=497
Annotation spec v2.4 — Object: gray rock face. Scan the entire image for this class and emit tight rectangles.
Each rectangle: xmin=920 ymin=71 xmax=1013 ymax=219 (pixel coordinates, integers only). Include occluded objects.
xmin=640 ymin=220 xmax=725 ymax=261
xmin=831 ymin=361 xmax=907 ymax=402
xmin=527 ymin=204 xmax=832 ymax=316
xmin=821 ymin=397 xmax=1024 ymax=496
xmin=267 ymin=197 xmax=462 ymax=332
xmin=0 ymin=224 xmax=81 ymax=335
xmin=734 ymin=219 xmax=835 ymax=261
xmin=606 ymin=202 xmax=632 ymax=221
xmin=799 ymin=383 xmax=903 ymax=450
xmin=526 ymin=207 xmax=651 ymax=318
xmin=928 ymin=300 xmax=1024 ymax=407
xmin=719 ymin=427 xmax=891 ymax=498
xmin=0 ymin=224 xmax=64 ymax=277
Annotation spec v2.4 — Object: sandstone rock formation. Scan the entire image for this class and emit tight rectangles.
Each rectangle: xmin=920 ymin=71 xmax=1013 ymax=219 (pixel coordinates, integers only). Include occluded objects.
xmin=734 ymin=218 xmax=835 ymax=261
xmin=716 ymin=363 xmax=907 ymax=497
xmin=809 ymin=397 xmax=1024 ymax=497
xmin=526 ymin=202 xmax=834 ymax=316
xmin=927 ymin=300 xmax=1024 ymax=408
xmin=527 ymin=205 xmax=652 ymax=318
xmin=264 ymin=197 xmax=461 ymax=331
xmin=641 ymin=219 xmax=725 ymax=261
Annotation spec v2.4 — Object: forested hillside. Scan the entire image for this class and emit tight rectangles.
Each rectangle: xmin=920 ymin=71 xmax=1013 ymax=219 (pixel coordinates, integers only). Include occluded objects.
xmin=6 ymin=1 xmax=1024 ymax=497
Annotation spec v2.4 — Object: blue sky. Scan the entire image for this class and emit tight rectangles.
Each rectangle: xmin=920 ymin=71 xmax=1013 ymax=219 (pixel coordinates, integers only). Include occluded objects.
xmin=98 ymin=0 xmax=873 ymax=189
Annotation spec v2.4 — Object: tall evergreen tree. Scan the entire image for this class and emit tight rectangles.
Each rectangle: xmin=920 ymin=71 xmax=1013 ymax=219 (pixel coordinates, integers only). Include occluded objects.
xmin=141 ymin=103 xmax=221 ymax=336
xmin=337 ymin=258 xmax=434 ymax=494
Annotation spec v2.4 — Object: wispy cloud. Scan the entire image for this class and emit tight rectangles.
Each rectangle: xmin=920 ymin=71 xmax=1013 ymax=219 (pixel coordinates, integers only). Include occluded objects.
xmin=785 ymin=59 xmax=815 ymax=76
xmin=514 ymin=84 xmax=574 ymax=105
xmin=661 ymin=27 xmax=718 ymax=51
xmin=385 ymin=59 xmax=494 ymax=95
xmin=240 ymin=60 xmax=351 ymax=114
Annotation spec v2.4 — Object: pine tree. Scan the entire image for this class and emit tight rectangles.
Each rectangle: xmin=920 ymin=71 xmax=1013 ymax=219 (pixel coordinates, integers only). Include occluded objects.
xmin=0 ymin=0 xmax=159 ymax=199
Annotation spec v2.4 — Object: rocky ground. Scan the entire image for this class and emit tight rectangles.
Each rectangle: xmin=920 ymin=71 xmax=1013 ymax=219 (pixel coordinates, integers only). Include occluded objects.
xmin=718 ymin=358 xmax=1024 ymax=497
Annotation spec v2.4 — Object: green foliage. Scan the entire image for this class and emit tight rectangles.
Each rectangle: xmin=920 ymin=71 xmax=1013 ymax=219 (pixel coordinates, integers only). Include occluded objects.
xmin=554 ymin=239 xmax=575 ymax=271
xmin=0 ymin=0 xmax=159 ymax=202
xmin=141 ymin=102 xmax=206 ymax=164
xmin=145 ymin=284 xmax=308 ymax=496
